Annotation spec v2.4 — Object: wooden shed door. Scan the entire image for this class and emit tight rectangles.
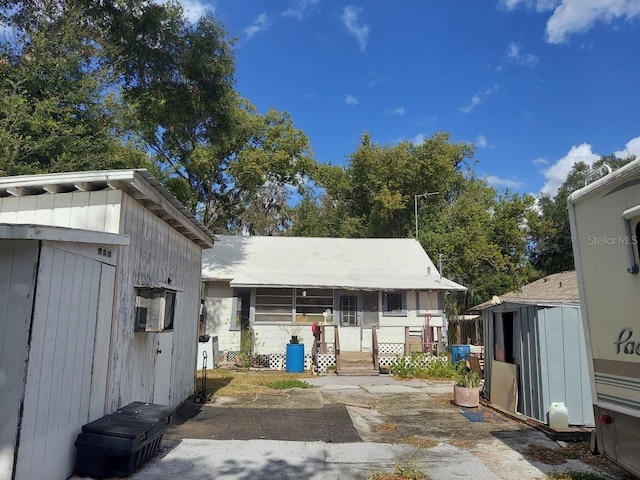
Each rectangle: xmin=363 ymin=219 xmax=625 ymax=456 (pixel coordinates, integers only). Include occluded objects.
xmin=0 ymin=240 xmax=39 ymax=480
xmin=15 ymin=245 xmax=114 ymax=480
xmin=153 ymin=332 xmax=173 ymax=405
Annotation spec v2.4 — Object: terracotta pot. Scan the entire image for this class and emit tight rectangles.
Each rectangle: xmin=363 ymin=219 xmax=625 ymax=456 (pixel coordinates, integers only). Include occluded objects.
xmin=454 ymin=385 xmax=480 ymax=407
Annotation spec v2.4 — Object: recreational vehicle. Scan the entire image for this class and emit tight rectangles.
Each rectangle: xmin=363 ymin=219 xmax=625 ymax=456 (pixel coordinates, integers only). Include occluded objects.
xmin=568 ymin=159 xmax=640 ymax=477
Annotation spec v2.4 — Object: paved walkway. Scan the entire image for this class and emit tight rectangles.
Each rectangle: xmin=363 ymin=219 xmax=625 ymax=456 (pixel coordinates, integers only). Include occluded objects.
xmin=73 ymin=375 xmax=609 ymax=480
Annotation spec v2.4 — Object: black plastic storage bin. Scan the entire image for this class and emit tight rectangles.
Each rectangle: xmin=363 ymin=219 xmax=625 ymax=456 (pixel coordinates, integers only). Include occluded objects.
xmin=116 ymin=401 xmax=176 ymax=426
xmin=74 ymin=403 xmax=174 ymax=479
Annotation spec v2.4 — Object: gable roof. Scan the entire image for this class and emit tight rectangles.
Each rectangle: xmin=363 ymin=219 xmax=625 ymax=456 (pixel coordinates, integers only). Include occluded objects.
xmin=0 ymin=169 xmax=215 ymax=248
xmin=202 ymin=235 xmax=467 ymax=291
xmin=472 ymin=271 xmax=579 ymax=310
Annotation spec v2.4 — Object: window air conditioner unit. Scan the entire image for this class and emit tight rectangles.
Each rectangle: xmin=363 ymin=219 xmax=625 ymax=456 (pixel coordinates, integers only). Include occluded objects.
xmin=134 ymin=285 xmax=179 ymax=332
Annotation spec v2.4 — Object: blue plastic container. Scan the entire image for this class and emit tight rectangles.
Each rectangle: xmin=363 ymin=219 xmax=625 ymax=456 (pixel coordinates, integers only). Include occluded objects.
xmin=286 ymin=343 xmax=305 ymax=373
xmin=451 ymin=345 xmax=471 ymax=365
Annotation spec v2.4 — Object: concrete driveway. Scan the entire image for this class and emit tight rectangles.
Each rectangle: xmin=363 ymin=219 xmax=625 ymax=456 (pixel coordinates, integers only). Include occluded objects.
xmin=124 ymin=375 xmax=621 ymax=480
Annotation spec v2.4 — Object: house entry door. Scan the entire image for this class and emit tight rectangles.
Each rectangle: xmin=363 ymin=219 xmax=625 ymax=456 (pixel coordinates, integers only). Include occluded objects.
xmin=339 ymin=295 xmax=361 ymax=351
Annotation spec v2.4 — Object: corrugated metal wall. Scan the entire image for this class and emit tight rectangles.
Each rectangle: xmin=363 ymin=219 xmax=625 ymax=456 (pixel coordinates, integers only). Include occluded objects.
xmin=538 ymin=306 xmax=594 ymax=426
xmin=483 ymin=303 xmax=594 ymax=426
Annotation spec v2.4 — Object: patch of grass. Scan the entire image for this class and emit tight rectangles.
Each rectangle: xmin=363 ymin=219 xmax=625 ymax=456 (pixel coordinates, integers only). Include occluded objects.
xmin=376 ymin=422 xmax=397 ymax=433
xmin=404 ymin=436 xmax=438 ymax=449
xmin=371 ymin=464 xmax=428 ymax=480
xmin=268 ymin=379 xmax=311 ymax=390
xmin=548 ymin=472 xmax=608 ymax=480
xmin=524 ymin=443 xmax=584 ymax=465
xmin=196 ymin=369 xmax=312 ymax=396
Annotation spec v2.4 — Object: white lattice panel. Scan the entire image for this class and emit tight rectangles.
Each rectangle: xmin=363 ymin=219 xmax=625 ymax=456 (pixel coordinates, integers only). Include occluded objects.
xmin=379 ymin=343 xmax=404 ymax=354
xmin=316 ymin=353 xmax=336 ymax=373
xmin=268 ymin=353 xmax=313 ymax=371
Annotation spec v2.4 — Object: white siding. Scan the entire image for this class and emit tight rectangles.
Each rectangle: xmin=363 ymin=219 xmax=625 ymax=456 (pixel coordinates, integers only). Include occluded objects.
xmin=107 ymin=193 xmax=202 ymax=411
xmin=0 ymin=240 xmax=38 ymax=480
xmin=0 ymin=190 xmax=122 ymax=232
xmin=15 ymin=244 xmax=104 ymax=480
xmin=203 ymin=282 xmax=238 ymax=353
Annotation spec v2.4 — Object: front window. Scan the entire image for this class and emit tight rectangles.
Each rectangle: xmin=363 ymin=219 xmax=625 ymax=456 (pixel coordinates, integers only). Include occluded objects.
xmin=383 ymin=291 xmax=406 ymax=316
xmin=295 ymin=288 xmax=333 ymax=324
xmin=254 ymin=288 xmax=293 ymax=323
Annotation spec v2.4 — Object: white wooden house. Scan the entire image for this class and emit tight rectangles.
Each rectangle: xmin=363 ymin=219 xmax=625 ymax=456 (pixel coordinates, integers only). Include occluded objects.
xmin=200 ymin=235 xmax=466 ymax=369
xmin=0 ymin=170 xmax=214 ymax=480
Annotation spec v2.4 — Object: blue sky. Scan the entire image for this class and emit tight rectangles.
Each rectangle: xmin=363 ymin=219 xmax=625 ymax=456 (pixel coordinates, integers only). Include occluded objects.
xmin=179 ymin=0 xmax=640 ymax=198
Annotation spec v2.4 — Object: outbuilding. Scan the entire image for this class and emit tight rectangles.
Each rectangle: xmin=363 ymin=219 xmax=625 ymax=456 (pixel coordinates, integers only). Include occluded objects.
xmin=474 ymin=271 xmax=594 ymax=427
xmin=0 ymin=170 xmax=214 ymax=480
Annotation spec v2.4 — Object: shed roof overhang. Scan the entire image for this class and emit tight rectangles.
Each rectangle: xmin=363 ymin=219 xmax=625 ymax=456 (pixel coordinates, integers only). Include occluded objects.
xmin=0 ymin=170 xmax=215 ymax=248
xmin=0 ymin=223 xmax=130 ymax=245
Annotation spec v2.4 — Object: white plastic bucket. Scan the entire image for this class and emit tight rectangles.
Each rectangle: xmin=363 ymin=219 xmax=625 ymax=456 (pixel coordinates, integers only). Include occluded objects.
xmin=549 ymin=402 xmax=569 ymax=430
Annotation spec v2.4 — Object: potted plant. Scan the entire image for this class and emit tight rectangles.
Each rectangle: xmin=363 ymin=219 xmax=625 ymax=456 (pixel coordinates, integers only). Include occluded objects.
xmin=453 ymin=368 xmax=481 ymax=407
xmin=284 ymin=325 xmax=302 ymax=344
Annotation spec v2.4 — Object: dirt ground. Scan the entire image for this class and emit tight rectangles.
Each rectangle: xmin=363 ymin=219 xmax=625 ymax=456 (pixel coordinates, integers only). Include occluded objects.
xmin=163 ymin=376 xmax=634 ymax=480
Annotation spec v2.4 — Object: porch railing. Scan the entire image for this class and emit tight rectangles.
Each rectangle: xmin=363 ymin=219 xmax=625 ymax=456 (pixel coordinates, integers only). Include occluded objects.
xmin=372 ymin=326 xmax=379 ymax=370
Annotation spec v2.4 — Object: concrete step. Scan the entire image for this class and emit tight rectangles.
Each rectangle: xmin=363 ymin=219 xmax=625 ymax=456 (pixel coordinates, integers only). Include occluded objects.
xmin=337 ymin=362 xmax=379 ymax=376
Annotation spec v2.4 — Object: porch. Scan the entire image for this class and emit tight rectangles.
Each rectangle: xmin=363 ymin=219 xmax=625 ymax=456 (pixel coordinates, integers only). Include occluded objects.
xmin=212 ymin=324 xmax=448 ymax=375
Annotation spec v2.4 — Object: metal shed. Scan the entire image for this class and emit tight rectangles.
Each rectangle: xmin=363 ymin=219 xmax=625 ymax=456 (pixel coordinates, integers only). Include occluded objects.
xmin=0 ymin=170 xmax=214 ymax=480
xmin=475 ymin=271 xmax=595 ymax=427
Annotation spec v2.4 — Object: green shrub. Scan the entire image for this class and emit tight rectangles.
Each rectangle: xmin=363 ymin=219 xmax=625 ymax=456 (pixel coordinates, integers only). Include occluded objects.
xmin=390 ymin=354 xmax=457 ymax=379
xmin=268 ymin=379 xmax=311 ymax=390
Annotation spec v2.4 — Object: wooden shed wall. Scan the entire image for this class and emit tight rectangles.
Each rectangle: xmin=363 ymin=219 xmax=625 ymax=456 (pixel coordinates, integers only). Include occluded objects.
xmin=0 ymin=240 xmax=38 ymax=480
xmin=108 ymin=192 xmax=202 ymax=411
xmin=0 ymin=190 xmax=122 ymax=232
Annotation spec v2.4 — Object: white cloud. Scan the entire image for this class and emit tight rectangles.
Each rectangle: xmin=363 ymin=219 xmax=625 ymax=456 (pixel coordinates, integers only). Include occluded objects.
xmin=476 ymin=134 xmax=488 ymax=148
xmin=345 ymin=94 xmax=359 ymax=106
xmin=342 ymin=6 xmax=370 ymax=52
xmin=506 ymin=41 xmax=539 ymax=67
xmin=460 ymin=85 xmax=498 ymax=114
xmin=614 ymin=136 xmax=640 ymax=159
xmin=532 ymin=157 xmax=548 ymax=166
xmin=547 ymin=0 xmax=640 ymax=43
xmin=500 ymin=0 xmax=559 ymax=11
xmin=180 ymin=0 xmax=212 ymax=22
xmin=540 ymin=143 xmax=600 ymax=196
xmin=486 ymin=175 xmax=525 ymax=189
xmin=411 ymin=134 xmax=426 ymax=145
xmin=366 ymin=71 xmax=388 ymax=88
xmin=245 ymin=13 xmax=270 ymax=39
xmin=502 ymin=0 xmax=640 ymax=44
xmin=386 ymin=107 xmax=405 ymax=116
xmin=282 ymin=0 xmax=320 ymax=19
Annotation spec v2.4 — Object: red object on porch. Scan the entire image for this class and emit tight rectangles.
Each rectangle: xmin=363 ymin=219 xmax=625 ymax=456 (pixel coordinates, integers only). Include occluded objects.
xmin=311 ymin=322 xmax=321 ymax=338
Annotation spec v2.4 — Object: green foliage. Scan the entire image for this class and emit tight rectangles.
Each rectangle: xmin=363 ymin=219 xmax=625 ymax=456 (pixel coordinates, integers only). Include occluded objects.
xmin=390 ymin=354 xmax=457 ymax=379
xmin=371 ymin=463 xmax=428 ymax=480
xmin=453 ymin=365 xmax=480 ymax=388
xmin=548 ymin=472 xmax=608 ymax=480
xmin=529 ymin=155 xmax=634 ymax=276
xmin=268 ymin=379 xmax=311 ymax=390
xmin=0 ymin=8 xmax=150 ymax=175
